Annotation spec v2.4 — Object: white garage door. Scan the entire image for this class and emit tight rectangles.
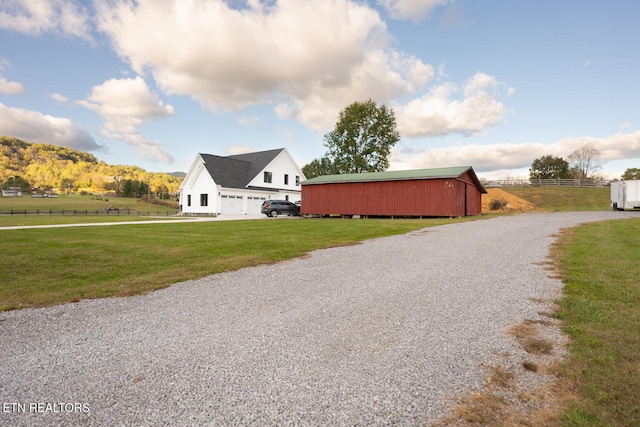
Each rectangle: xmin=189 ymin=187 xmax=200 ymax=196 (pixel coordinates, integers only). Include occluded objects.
xmin=220 ymin=195 xmax=243 ymax=214
xmin=247 ymin=196 xmax=266 ymax=214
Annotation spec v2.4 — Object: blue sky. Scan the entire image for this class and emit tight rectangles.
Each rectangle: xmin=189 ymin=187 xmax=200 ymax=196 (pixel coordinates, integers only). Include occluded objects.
xmin=0 ymin=0 xmax=638 ymax=179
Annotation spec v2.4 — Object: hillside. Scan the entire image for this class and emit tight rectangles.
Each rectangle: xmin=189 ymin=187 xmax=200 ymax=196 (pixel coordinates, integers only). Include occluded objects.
xmin=501 ymin=186 xmax=611 ymax=211
xmin=0 ymin=136 xmax=182 ymax=194
xmin=482 ymin=186 xmax=612 ymax=212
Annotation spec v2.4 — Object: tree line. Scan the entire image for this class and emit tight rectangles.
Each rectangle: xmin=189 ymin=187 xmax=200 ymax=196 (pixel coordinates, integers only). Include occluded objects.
xmin=530 ymin=143 xmax=639 ymax=180
xmin=0 ymin=136 xmax=182 ymax=197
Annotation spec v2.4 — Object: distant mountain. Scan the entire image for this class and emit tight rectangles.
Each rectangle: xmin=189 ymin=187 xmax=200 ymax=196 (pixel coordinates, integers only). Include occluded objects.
xmin=167 ymin=171 xmax=186 ymax=178
xmin=0 ymin=136 xmax=183 ymax=193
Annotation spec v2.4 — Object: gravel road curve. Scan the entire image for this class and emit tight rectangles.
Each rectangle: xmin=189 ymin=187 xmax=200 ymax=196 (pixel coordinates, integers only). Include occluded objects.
xmin=1 ymin=211 xmax=638 ymax=426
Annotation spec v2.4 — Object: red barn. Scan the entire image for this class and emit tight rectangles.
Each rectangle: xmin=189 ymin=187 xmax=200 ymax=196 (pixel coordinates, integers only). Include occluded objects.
xmin=301 ymin=166 xmax=487 ymax=218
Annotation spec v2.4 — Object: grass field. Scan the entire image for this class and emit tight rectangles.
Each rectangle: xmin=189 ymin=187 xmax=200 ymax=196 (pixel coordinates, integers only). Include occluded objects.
xmin=553 ymin=218 xmax=640 ymax=426
xmin=0 ymin=193 xmax=178 ymax=212
xmin=0 ymin=218 xmax=463 ymax=310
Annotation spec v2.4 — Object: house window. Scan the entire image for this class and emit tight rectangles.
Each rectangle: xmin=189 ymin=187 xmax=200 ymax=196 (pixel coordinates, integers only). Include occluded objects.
xmin=187 ymin=195 xmax=191 ymax=207
xmin=264 ymin=171 xmax=272 ymax=183
xmin=200 ymin=193 xmax=208 ymax=206
xmin=295 ymin=176 xmax=300 ymax=186
xmin=284 ymin=174 xmax=289 ymax=185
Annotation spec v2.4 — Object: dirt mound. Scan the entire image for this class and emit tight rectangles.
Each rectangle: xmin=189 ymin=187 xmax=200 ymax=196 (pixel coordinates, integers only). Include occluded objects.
xmin=482 ymin=188 xmax=538 ymax=213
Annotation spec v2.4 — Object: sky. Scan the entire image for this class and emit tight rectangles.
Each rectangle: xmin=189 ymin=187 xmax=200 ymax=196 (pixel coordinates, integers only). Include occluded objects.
xmin=0 ymin=0 xmax=639 ymax=180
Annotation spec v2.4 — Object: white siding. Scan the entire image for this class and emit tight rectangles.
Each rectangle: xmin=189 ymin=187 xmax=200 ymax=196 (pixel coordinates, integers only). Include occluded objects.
xmin=179 ymin=159 xmax=219 ymax=215
xmin=246 ymin=150 xmax=305 ymax=193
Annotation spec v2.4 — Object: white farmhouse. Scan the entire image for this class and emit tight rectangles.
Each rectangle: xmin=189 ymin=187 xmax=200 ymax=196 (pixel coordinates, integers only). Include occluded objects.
xmin=179 ymin=148 xmax=305 ymax=215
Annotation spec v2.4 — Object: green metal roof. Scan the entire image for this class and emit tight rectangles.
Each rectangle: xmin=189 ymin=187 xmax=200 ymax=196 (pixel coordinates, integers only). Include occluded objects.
xmin=302 ymin=166 xmax=473 ymax=185
xmin=301 ymin=166 xmax=487 ymax=193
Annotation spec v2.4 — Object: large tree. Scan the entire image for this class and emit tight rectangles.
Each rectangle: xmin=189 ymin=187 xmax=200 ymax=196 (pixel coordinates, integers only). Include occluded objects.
xmin=302 ymin=157 xmax=337 ymax=180
xmin=621 ymin=168 xmax=640 ymax=180
xmin=323 ymin=99 xmax=400 ymax=174
xmin=568 ymin=143 xmax=601 ymax=179
xmin=529 ymin=155 xmax=570 ymax=179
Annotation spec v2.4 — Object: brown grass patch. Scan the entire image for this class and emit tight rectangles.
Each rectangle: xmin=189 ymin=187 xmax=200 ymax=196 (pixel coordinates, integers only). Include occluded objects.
xmin=521 ymin=337 xmax=554 ymax=355
xmin=440 ymin=391 xmax=507 ymax=426
xmin=508 ymin=322 xmax=539 ymax=340
xmin=490 ymin=365 xmax=515 ymax=388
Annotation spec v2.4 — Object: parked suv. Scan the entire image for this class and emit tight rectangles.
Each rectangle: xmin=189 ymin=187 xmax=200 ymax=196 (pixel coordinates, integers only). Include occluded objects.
xmin=261 ymin=200 xmax=300 ymax=217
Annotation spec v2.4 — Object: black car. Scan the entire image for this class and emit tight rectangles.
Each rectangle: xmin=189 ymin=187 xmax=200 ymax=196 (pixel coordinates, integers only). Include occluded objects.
xmin=261 ymin=200 xmax=300 ymax=217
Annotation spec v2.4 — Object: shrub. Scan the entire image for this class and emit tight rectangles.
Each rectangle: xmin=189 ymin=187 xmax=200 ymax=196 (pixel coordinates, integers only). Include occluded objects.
xmin=489 ymin=198 xmax=508 ymax=210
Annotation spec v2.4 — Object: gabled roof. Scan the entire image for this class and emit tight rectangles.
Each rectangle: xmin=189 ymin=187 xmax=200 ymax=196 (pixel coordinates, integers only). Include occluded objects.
xmin=199 ymin=148 xmax=284 ymax=189
xmin=301 ymin=166 xmax=487 ymax=193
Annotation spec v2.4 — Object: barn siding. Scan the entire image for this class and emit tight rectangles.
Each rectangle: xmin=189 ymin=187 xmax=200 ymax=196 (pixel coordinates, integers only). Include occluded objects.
xmin=301 ymin=178 xmax=480 ymax=217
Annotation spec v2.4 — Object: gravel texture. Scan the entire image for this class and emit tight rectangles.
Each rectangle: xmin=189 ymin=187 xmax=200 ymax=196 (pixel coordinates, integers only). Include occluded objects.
xmin=1 ymin=211 xmax=638 ymax=426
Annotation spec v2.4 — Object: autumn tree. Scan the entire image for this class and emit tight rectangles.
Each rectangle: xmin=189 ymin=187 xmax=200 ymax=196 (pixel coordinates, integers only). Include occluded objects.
xmin=529 ymin=155 xmax=571 ymax=179
xmin=568 ymin=143 xmax=601 ymax=179
xmin=323 ymin=99 xmax=400 ymax=174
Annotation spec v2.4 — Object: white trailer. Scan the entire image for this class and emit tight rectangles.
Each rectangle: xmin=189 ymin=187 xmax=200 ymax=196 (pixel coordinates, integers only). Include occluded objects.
xmin=611 ymin=180 xmax=640 ymax=210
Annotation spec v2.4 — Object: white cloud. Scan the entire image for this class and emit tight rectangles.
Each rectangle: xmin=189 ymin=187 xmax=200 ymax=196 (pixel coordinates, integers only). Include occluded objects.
xmin=396 ymin=72 xmax=508 ymax=137
xmin=390 ymin=130 xmax=640 ymax=175
xmin=50 ymin=92 xmax=68 ymax=102
xmin=96 ymin=0 xmax=433 ymax=131
xmin=0 ymin=0 xmax=92 ymax=40
xmin=379 ymin=0 xmax=450 ymax=21
xmin=78 ymin=76 xmax=175 ymax=163
xmin=0 ymin=77 xmax=24 ymax=94
xmin=0 ymin=102 xmax=103 ymax=151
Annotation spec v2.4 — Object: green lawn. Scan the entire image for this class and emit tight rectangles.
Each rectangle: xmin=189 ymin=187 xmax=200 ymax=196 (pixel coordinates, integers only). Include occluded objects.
xmin=0 ymin=218 xmax=463 ymax=310
xmin=554 ymin=218 xmax=640 ymax=426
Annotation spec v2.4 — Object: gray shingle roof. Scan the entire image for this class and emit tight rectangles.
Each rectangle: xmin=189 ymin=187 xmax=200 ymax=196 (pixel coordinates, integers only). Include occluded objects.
xmin=200 ymin=148 xmax=284 ymax=189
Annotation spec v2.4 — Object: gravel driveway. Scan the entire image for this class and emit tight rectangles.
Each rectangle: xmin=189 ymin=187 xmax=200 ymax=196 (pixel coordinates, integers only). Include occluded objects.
xmin=1 ymin=211 xmax=637 ymax=426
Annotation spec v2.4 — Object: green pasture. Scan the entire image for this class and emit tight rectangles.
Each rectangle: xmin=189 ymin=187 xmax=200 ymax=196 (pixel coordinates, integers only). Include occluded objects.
xmin=0 ymin=193 xmax=178 ymax=211
xmin=0 ymin=194 xmax=179 ymax=225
